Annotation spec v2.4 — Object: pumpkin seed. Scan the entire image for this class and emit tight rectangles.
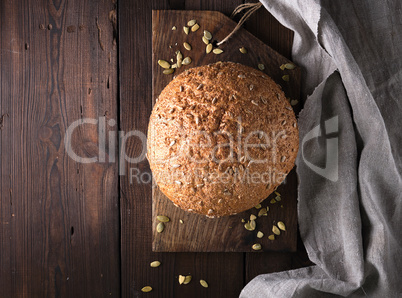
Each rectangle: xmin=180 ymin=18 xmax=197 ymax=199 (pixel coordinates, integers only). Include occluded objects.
xmin=258 ymin=63 xmax=265 ymax=70
xmin=141 ymin=286 xmax=152 ymax=292
xmin=257 ymin=231 xmax=264 ymax=238
xmin=272 ymin=225 xmax=280 ymax=235
xmin=250 ymin=219 xmax=256 ymax=230
xmin=279 ymin=64 xmax=286 ymax=70
xmin=268 ymin=234 xmax=275 ymax=240
xmin=182 ymin=57 xmax=192 ymax=65
xmin=270 ymin=198 xmax=276 ymax=204
xmin=200 ymin=280 xmax=208 ymax=288
xmin=183 ymin=42 xmax=192 ymax=51
xmin=282 ymin=75 xmax=290 ymax=81
xmin=285 ymin=63 xmax=296 ymax=69
xmin=191 ymin=23 xmax=200 ymax=32
xmin=183 ymin=275 xmax=192 ymax=284
xmin=258 ymin=208 xmax=267 ymax=217
xmin=278 ymin=221 xmax=286 ymax=231
xmin=202 ymin=36 xmax=210 ymax=45
xmin=187 ymin=19 xmax=197 ymax=26
xmin=203 ymin=30 xmax=212 ymax=40
xmin=241 ymin=219 xmax=245 ymax=223
xmin=157 ymin=222 xmax=165 ymax=233
xmin=274 ymin=191 xmax=281 ymax=197
xmin=252 ymin=243 xmax=262 ymax=250
xmin=213 ymin=48 xmax=223 ymax=54
xmin=255 ymin=204 xmax=262 ymax=209
xmin=157 ymin=215 xmax=170 ymax=222
xmin=179 ymin=275 xmax=186 ymax=284
xmin=183 ymin=26 xmax=189 ymax=34
xmin=172 ymin=26 xmax=177 ymax=30
xmin=291 ymin=99 xmax=299 ymax=106
xmin=250 ymin=214 xmax=257 ymax=221
xmin=206 ymin=43 xmax=213 ymax=54
xmin=244 ymin=221 xmax=253 ymax=231
xmin=239 ymin=47 xmax=247 ymax=54
xmin=163 ymin=68 xmax=174 ymax=74
xmin=158 ymin=60 xmax=170 ymax=69
xmin=150 ymin=261 xmax=161 ymax=267
xmin=275 ymin=196 xmax=281 ymax=202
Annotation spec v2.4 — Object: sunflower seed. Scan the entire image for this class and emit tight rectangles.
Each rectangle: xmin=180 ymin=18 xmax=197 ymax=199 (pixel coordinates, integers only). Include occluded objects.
xmin=172 ymin=26 xmax=177 ymax=30
xmin=291 ymin=99 xmax=299 ymax=106
xmin=179 ymin=275 xmax=186 ymax=284
xmin=202 ymin=36 xmax=210 ymax=44
xmin=191 ymin=23 xmax=200 ymax=32
xmin=203 ymin=30 xmax=212 ymax=40
xmin=175 ymin=180 xmax=182 ymax=185
xmin=157 ymin=215 xmax=170 ymax=222
xmin=163 ymin=68 xmax=174 ymax=74
xmin=182 ymin=57 xmax=192 ymax=65
xmin=176 ymin=51 xmax=183 ymax=60
xmin=158 ymin=60 xmax=171 ymax=69
xmin=285 ymin=63 xmax=296 ymax=69
xmin=239 ymin=47 xmax=247 ymax=54
xmin=200 ymin=280 xmax=208 ymax=288
xmin=183 ymin=26 xmax=189 ymax=34
xmin=157 ymin=222 xmax=165 ymax=233
xmin=251 ymin=100 xmax=259 ymax=106
xmin=281 ymin=120 xmax=286 ymax=125
xmin=212 ymin=97 xmax=217 ymax=104
xmin=179 ymin=219 xmax=184 ymax=224
xmin=150 ymin=261 xmax=161 ymax=267
xmin=282 ymin=75 xmax=290 ymax=81
xmin=183 ymin=275 xmax=192 ymax=284
xmin=257 ymin=231 xmax=264 ymax=238
xmin=187 ymin=19 xmax=197 ymax=26
xmin=252 ymin=243 xmax=262 ymax=250
xmin=213 ymin=48 xmax=223 ymax=54
xmin=205 ymin=43 xmax=213 ymax=54
xmin=177 ymin=58 xmax=182 ymax=68
xmin=272 ymin=225 xmax=281 ymax=235
xmin=183 ymin=42 xmax=192 ymax=51
xmin=258 ymin=63 xmax=265 ymax=70
xmin=279 ymin=64 xmax=286 ymax=70
xmin=268 ymin=234 xmax=275 ymax=240
xmin=169 ymin=140 xmax=176 ymax=146
xmin=179 ymin=86 xmax=184 ymax=92
xmin=281 ymin=156 xmax=286 ymax=162
xmin=197 ymin=83 xmax=204 ymax=90
xmin=141 ymin=286 xmax=152 ymax=292
xmin=278 ymin=221 xmax=286 ymax=231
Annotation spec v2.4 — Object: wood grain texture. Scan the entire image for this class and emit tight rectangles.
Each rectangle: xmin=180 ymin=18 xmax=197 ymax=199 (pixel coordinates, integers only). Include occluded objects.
xmin=0 ymin=0 xmax=119 ymax=297
xmin=152 ymin=10 xmax=301 ymax=252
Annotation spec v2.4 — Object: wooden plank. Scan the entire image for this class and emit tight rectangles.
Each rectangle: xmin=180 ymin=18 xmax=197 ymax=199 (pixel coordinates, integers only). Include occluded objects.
xmin=119 ymin=1 xmax=244 ymax=297
xmin=0 ymin=0 xmax=119 ymax=297
xmin=152 ymin=10 xmax=301 ymax=252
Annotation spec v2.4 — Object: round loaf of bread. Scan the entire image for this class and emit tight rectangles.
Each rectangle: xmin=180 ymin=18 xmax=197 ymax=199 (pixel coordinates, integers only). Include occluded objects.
xmin=147 ymin=62 xmax=298 ymax=217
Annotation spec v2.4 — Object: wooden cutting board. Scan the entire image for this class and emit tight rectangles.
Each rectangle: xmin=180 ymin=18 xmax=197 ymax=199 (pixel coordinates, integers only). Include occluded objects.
xmin=151 ymin=10 xmax=301 ymax=252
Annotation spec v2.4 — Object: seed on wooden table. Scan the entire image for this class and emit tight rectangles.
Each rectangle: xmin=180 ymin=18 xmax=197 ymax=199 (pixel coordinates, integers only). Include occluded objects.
xmin=250 ymin=219 xmax=256 ymax=230
xmin=200 ymin=280 xmax=209 ymax=288
xmin=150 ymin=261 xmax=161 ymax=267
xmin=250 ymin=214 xmax=257 ymax=221
xmin=171 ymin=63 xmax=178 ymax=68
xmin=157 ymin=222 xmax=165 ymax=233
xmin=258 ymin=208 xmax=267 ymax=217
xmin=213 ymin=48 xmax=223 ymax=54
xmin=187 ymin=19 xmax=197 ymax=26
xmin=244 ymin=221 xmax=252 ymax=231
xmin=252 ymin=243 xmax=262 ymax=250
xmin=179 ymin=219 xmax=184 ymax=224
xmin=272 ymin=225 xmax=281 ymax=235
xmin=158 ymin=60 xmax=170 ymax=69
xmin=275 ymin=196 xmax=281 ymax=201
xmin=183 ymin=275 xmax=192 ymax=284
xmin=203 ymin=30 xmax=212 ymax=40
xmin=278 ymin=221 xmax=286 ymax=231
xmin=163 ymin=69 xmax=174 ymax=74
xmin=183 ymin=42 xmax=192 ymax=51
xmin=258 ymin=63 xmax=265 ymax=70
xmin=156 ymin=215 xmax=170 ymax=222
xmin=255 ymin=204 xmax=262 ymax=209
xmin=206 ymin=43 xmax=213 ymax=54
xmin=191 ymin=23 xmax=200 ymax=32
xmin=282 ymin=75 xmax=290 ymax=81
xmin=280 ymin=64 xmax=286 ymax=70
xmin=268 ymin=234 xmax=275 ymax=240
xmin=183 ymin=26 xmax=189 ymax=34
xmin=257 ymin=231 xmax=264 ymax=238
xmin=291 ymin=99 xmax=299 ymax=106
xmin=141 ymin=286 xmax=152 ymax=292
xmin=274 ymin=191 xmax=281 ymax=197
xmin=270 ymin=198 xmax=276 ymax=204
xmin=172 ymin=26 xmax=177 ymax=30
xmin=202 ymin=36 xmax=210 ymax=45
xmin=179 ymin=275 xmax=186 ymax=285
xmin=239 ymin=47 xmax=247 ymax=54
xmin=285 ymin=63 xmax=296 ymax=69
xmin=182 ymin=57 xmax=191 ymax=65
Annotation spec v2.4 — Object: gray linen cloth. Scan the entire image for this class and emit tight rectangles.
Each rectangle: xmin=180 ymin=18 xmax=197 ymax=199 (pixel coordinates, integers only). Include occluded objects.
xmin=241 ymin=0 xmax=402 ymax=297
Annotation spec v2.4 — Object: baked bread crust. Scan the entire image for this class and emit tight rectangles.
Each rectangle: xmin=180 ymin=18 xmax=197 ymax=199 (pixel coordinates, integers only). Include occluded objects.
xmin=147 ymin=62 xmax=298 ymax=217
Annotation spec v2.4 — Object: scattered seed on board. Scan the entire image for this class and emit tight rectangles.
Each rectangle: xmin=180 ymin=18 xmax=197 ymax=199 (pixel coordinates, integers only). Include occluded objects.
xmin=187 ymin=19 xmax=196 ymax=26
xmin=255 ymin=204 xmax=262 ymax=209
xmin=213 ymin=48 xmax=223 ymax=54
xmin=179 ymin=275 xmax=186 ymax=284
xmin=179 ymin=219 xmax=184 ymax=224
xmin=258 ymin=208 xmax=267 ymax=217
xmin=272 ymin=225 xmax=281 ymax=235
xmin=172 ymin=26 xmax=177 ymax=30
xmin=200 ymin=280 xmax=209 ymax=288
xmin=257 ymin=231 xmax=264 ymax=238
xmin=285 ymin=63 xmax=296 ymax=69
xmin=191 ymin=23 xmax=200 ymax=32
xmin=274 ymin=191 xmax=281 ymax=197
xmin=206 ymin=43 xmax=213 ymax=54
xmin=280 ymin=64 xmax=286 ymax=70
xmin=252 ymin=243 xmax=262 ymax=250
xmin=157 ymin=222 xmax=165 ymax=233
xmin=278 ymin=221 xmax=286 ymax=231
xmin=282 ymin=75 xmax=290 ymax=81
xmin=275 ymin=196 xmax=281 ymax=202
xmin=156 ymin=215 xmax=170 ymax=222
xmin=204 ymin=30 xmax=212 ymax=40
xmin=202 ymin=36 xmax=210 ymax=45
xmin=150 ymin=261 xmax=161 ymax=267
xmin=250 ymin=214 xmax=257 ymax=221
xmin=291 ymin=99 xmax=299 ymax=106
xmin=183 ymin=26 xmax=189 ymax=34
xmin=250 ymin=219 xmax=256 ymax=230
xmin=239 ymin=47 xmax=247 ymax=54
xmin=163 ymin=69 xmax=174 ymax=74
xmin=141 ymin=286 xmax=152 ymax=292
xmin=244 ymin=221 xmax=253 ymax=231
xmin=182 ymin=57 xmax=192 ymax=65
xmin=268 ymin=234 xmax=275 ymax=240
xmin=183 ymin=275 xmax=192 ymax=284
xmin=158 ymin=60 xmax=170 ymax=69
xmin=258 ymin=64 xmax=265 ymax=71
xmin=270 ymin=198 xmax=276 ymax=204
xmin=183 ymin=42 xmax=192 ymax=51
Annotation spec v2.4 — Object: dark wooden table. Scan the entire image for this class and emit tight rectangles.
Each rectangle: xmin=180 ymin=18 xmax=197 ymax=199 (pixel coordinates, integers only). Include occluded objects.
xmin=0 ymin=0 xmax=312 ymax=297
